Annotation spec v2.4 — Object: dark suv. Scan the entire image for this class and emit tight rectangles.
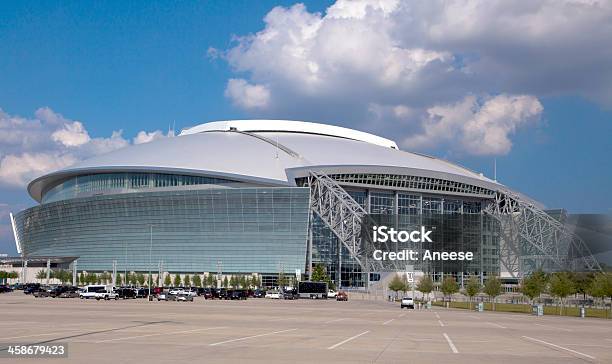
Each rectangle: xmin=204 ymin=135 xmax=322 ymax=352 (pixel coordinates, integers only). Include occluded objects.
xmin=116 ymin=287 xmax=137 ymax=299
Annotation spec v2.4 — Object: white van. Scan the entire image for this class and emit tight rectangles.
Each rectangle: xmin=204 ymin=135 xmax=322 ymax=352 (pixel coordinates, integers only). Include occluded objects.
xmin=79 ymin=285 xmax=112 ymax=299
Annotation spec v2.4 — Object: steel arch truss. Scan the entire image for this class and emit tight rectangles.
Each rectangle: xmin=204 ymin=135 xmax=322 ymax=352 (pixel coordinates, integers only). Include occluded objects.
xmin=484 ymin=191 xmax=601 ymax=277
xmin=307 ymin=171 xmax=399 ymax=272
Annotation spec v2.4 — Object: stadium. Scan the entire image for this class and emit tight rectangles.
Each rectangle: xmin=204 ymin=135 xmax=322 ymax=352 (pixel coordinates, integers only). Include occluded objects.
xmin=10 ymin=120 xmax=601 ymax=288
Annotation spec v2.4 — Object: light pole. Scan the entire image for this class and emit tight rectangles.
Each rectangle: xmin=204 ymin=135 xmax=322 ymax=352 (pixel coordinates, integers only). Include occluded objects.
xmin=148 ymin=225 xmax=153 ymax=299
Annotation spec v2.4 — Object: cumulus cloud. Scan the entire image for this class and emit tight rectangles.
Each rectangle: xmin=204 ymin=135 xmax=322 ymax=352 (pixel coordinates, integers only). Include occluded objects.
xmin=213 ymin=0 xmax=612 ymax=155
xmin=404 ymin=95 xmax=543 ymax=155
xmin=224 ymin=79 xmax=271 ymax=109
xmin=51 ymin=121 xmax=91 ymax=147
xmin=133 ymin=130 xmax=171 ymax=145
xmin=0 ymin=107 xmax=165 ymax=188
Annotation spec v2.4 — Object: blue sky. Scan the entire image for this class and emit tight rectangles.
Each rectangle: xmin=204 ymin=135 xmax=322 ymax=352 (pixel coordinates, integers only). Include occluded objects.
xmin=1 ymin=1 xmax=611 ymax=254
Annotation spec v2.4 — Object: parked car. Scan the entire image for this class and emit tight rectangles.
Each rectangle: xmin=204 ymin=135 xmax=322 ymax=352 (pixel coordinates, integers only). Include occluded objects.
xmin=23 ymin=284 xmax=41 ymax=294
xmin=282 ymin=289 xmax=298 ymax=300
xmin=216 ymin=288 xmax=228 ymax=299
xmin=168 ymin=288 xmax=185 ymax=295
xmin=253 ymin=289 xmax=266 ymax=298
xmin=265 ymin=290 xmax=281 ymax=299
xmin=0 ymin=285 xmax=13 ymax=293
xmin=79 ymin=285 xmax=113 ymax=299
xmin=157 ymin=292 xmax=177 ymax=301
xmin=327 ymin=290 xmax=337 ymax=299
xmin=401 ymin=297 xmax=414 ymax=309
xmin=58 ymin=287 xmax=79 ymax=298
xmin=176 ymin=293 xmax=194 ymax=302
xmin=116 ymin=287 xmax=137 ymax=299
xmin=202 ymin=288 xmax=214 ymax=299
xmin=49 ymin=286 xmax=74 ymax=298
xmin=184 ymin=288 xmax=198 ymax=297
xmin=229 ymin=289 xmax=247 ymax=300
xmin=33 ymin=287 xmax=51 ymax=298
xmin=153 ymin=286 xmax=164 ymax=295
xmin=93 ymin=289 xmax=119 ymax=301
xmin=336 ymin=291 xmax=348 ymax=301
xmin=136 ymin=288 xmax=149 ymax=298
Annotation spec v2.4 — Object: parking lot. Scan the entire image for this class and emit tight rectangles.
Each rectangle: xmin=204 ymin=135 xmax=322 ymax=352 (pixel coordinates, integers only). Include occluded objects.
xmin=0 ymin=293 xmax=610 ymax=363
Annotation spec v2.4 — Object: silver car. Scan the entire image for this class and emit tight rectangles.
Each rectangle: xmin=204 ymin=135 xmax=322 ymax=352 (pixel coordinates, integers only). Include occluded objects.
xmin=176 ymin=293 xmax=193 ymax=302
xmin=157 ymin=292 xmax=177 ymax=301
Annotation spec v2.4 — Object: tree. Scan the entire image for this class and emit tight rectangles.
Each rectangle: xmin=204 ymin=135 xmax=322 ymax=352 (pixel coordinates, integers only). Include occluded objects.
xmin=184 ymin=274 xmax=191 ymax=287
xmin=36 ymin=270 xmax=47 ymax=282
xmin=55 ymin=269 xmax=71 ymax=284
xmin=252 ymin=275 xmax=261 ymax=288
xmin=192 ymin=274 xmax=202 ymax=288
xmin=483 ymin=276 xmax=502 ymax=311
xmin=440 ymin=276 xmax=459 ymax=302
xmin=174 ymin=274 xmax=182 ymax=287
xmin=79 ymin=272 xmax=85 ymax=286
xmin=164 ymin=273 xmax=172 ymax=287
xmin=465 ymin=276 xmax=481 ymax=309
xmin=100 ymin=272 xmax=108 ymax=285
xmin=244 ymin=276 xmax=251 ymax=289
xmin=222 ymin=276 xmax=228 ymax=288
xmin=388 ymin=274 xmax=407 ymax=300
xmin=239 ymin=275 xmax=247 ymax=288
xmin=549 ymin=272 xmax=575 ymax=315
xmin=589 ymin=272 xmax=612 ymax=310
xmin=521 ymin=271 xmax=548 ymax=303
xmin=311 ymin=264 xmax=334 ymax=290
xmin=115 ymin=273 xmax=122 ymax=286
xmin=277 ymin=272 xmax=288 ymax=289
xmin=129 ymin=272 xmax=138 ymax=286
xmin=570 ymin=272 xmax=594 ymax=300
xmin=416 ymin=275 xmax=434 ymax=302
xmin=135 ymin=272 xmax=145 ymax=287
xmin=206 ymin=274 xmax=215 ymax=288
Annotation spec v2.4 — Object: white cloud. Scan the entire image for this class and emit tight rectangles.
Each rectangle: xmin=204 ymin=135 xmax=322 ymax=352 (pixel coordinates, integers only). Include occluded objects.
xmin=404 ymin=94 xmax=543 ymax=155
xmin=51 ymin=121 xmax=91 ymax=147
xmin=0 ymin=107 xmax=163 ymax=187
xmin=214 ymin=0 xmax=612 ymax=155
xmin=133 ymin=130 xmax=169 ymax=145
xmin=225 ymin=79 xmax=271 ymax=109
xmin=0 ymin=152 xmax=77 ymax=186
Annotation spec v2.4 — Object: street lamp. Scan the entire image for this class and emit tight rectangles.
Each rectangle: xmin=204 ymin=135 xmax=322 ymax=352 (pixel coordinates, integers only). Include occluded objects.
xmin=148 ymin=225 xmax=153 ymax=299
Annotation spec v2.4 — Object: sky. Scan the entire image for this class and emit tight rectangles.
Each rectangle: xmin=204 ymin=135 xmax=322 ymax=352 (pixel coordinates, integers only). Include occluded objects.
xmin=1 ymin=0 xmax=611 ymax=254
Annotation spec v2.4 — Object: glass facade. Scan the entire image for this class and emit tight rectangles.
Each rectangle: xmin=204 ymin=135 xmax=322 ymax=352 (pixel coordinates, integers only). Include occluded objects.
xmin=15 ymin=187 xmax=310 ymax=274
xmin=42 ymin=172 xmax=237 ymax=203
xmin=311 ymin=187 xmax=500 ymax=287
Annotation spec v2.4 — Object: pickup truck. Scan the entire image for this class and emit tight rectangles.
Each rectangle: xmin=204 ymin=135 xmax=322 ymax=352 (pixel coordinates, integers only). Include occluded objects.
xmin=93 ymin=290 xmax=118 ymax=301
xmin=80 ymin=289 xmax=118 ymax=300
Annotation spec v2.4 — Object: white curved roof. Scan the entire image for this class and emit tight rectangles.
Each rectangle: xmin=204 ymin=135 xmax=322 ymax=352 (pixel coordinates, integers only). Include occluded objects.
xmin=180 ymin=120 xmax=399 ymax=149
xmin=28 ymin=120 xmax=511 ymax=202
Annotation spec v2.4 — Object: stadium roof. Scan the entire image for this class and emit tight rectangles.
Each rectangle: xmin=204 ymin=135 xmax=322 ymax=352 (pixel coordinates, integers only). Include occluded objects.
xmin=28 ymin=120 xmax=515 ymax=203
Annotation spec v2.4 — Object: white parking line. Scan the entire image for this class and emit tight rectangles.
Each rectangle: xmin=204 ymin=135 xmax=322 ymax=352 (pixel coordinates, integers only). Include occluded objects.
xmin=97 ymin=327 xmax=226 ymax=343
xmin=328 ymin=331 xmax=370 ymax=350
xmin=443 ymin=333 xmax=458 ymax=354
xmin=399 ymin=313 xmax=406 ymax=318
xmin=434 ymin=312 xmax=440 ymax=319
xmin=325 ymin=318 xmax=347 ymax=324
xmin=486 ymin=322 xmax=507 ymax=329
xmin=438 ymin=320 xmax=445 ymax=327
xmin=522 ymin=336 xmax=595 ymax=360
xmin=382 ymin=319 xmax=394 ymax=325
xmin=209 ymin=328 xmax=297 ymax=346
xmin=534 ymin=323 xmax=572 ymax=332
